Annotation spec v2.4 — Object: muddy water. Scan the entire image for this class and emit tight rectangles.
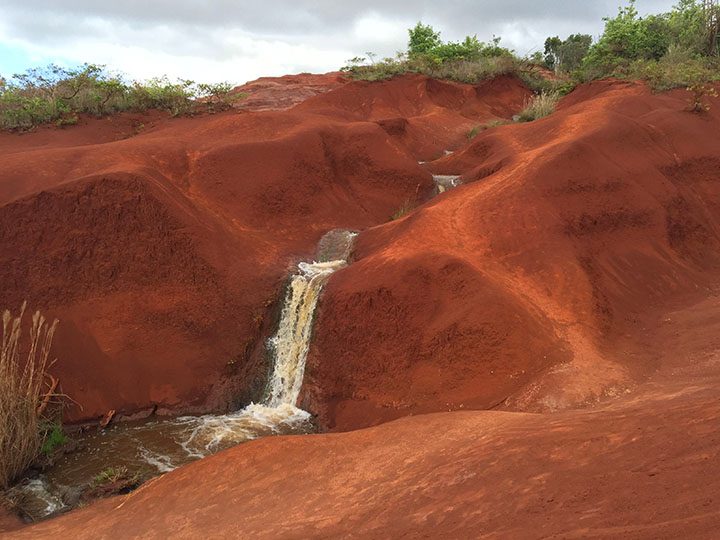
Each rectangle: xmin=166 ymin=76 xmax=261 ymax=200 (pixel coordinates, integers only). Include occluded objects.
xmin=10 ymin=409 xmax=314 ymax=521
xmin=9 ymin=231 xmax=356 ymax=522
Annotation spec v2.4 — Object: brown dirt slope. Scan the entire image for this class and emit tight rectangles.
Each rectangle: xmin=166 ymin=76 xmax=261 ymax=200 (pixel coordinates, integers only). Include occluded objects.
xmin=0 ymin=74 xmax=526 ymax=422
xmin=301 ymin=80 xmax=720 ymax=431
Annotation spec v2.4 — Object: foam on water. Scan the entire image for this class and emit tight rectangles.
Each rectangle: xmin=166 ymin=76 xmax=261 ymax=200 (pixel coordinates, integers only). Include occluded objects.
xmin=433 ymin=175 xmax=461 ymax=193
xmin=138 ymin=447 xmax=177 ymax=473
xmin=8 ymin=478 xmax=67 ymax=520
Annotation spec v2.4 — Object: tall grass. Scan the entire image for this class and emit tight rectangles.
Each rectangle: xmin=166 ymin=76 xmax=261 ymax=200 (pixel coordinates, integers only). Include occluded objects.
xmin=0 ymin=303 xmax=59 ymax=488
xmin=518 ymin=91 xmax=561 ymax=122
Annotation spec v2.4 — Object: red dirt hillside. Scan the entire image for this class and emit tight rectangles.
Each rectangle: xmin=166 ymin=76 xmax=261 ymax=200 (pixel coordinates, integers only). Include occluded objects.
xmin=12 ymin=290 xmax=720 ymax=538
xmin=0 ymin=73 xmax=527 ymax=422
xmin=300 ymin=79 xmax=720 ymax=431
xmin=6 ymin=76 xmax=720 ymax=539
xmin=231 ymin=72 xmax=347 ymax=111
xmin=296 ymin=74 xmax=529 ymax=160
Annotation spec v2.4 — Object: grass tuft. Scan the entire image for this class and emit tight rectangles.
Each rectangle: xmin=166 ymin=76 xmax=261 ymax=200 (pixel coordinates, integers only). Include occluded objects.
xmin=0 ymin=303 xmax=60 ymax=488
xmin=517 ymin=91 xmax=561 ymax=122
xmin=390 ymin=199 xmax=415 ymax=221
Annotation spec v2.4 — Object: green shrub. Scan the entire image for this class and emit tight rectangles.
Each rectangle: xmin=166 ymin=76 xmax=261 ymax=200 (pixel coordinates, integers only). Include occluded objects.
xmin=0 ymin=64 xmax=243 ymax=131
xmin=197 ymin=83 xmax=245 ymax=112
xmin=408 ymin=22 xmax=513 ymax=63
xmin=343 ymin=53 xmax=522 ymax=85
xmin=615 ymin=55 xmax=719 ymax=91
xmin=583 ymin=2 xmax=672 ymax=74
xmin=408 ymin=22 xmax=442 ymax=56
xmin=344 ymin=22 xmax=518 ymax=83
xmin=580 ymin=0 xmax=720 ymax=85
xmin=40 ymin=422 xmax=68 ymax=456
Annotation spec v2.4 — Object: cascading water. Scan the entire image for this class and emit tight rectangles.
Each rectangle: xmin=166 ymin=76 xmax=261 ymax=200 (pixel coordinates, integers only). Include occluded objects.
xmin=179 ymin=254 xmax=350 ymax=454
xmin=265 ymin=260 xmax=347 ymax=407
xmin=433 ymin=175 xmax=461 ymax=193
xmin=10 ymin=230 xmax=356 ymax=521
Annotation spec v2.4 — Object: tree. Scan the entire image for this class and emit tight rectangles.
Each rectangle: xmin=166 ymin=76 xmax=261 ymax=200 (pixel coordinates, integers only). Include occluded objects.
xmin=544 ymin=34 xmax=592 ymax=73
xmin=407 ymin=24 xmax=513 ymax=63
xmin=408 ymin=23 xmax=442 ymax=57
xmin=668 ymin=0 xmax=707 ymax=54
xmin=702 ymin=0 xmax=720 ymax=55
xmin=583 ymin=0 xmax=672 ymax=71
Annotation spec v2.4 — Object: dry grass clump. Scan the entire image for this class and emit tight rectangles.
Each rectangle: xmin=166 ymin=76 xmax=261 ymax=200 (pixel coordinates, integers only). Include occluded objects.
xmin=390 ymin=198 xmax=416 ymax=221
xmin=0 ymin=303 xmax=59 ymax=489
xmin=518 ymin=91 xmax=561 ymax=122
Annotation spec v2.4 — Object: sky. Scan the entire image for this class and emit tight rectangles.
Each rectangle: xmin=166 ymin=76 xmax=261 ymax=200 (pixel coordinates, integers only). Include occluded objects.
xmin=0 ymin=0 xmax=678 ymax=86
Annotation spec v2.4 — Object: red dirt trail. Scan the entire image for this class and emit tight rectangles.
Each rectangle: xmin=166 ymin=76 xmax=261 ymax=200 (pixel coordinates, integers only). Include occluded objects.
xmin=3 ymin=73 xmax=720 ymax=538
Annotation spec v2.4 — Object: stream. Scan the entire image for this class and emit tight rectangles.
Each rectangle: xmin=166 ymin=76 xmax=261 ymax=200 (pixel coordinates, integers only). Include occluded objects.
xmin=8 ymin=230 xmax=357 ymax=522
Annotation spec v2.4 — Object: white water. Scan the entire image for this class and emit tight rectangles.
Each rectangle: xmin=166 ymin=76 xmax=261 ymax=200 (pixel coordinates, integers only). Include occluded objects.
xmin=267 ymin=260 xmax=346 ymax=406
xmin=174 ymin=257 xmax=348 ymax=456
xmin=8 ymin=478 xmax=66 ymax=519
xmin=433 ymin=175 xmax=461 ymax=193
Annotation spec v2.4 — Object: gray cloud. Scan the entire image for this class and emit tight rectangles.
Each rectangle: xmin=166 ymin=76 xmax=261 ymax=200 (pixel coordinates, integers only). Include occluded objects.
xmin=0 ymin=0 xmax=678 ymax=83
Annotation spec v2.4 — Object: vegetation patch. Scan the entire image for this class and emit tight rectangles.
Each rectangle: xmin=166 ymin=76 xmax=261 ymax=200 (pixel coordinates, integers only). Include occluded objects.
xmin=0 ymin=64 xmax=243 ymax=131
xmin=518 ymin=92 xmax=561 ymax=122
xmin=40 ymin=423 xmax=68 ymax=457
xmin=0 ymin=304 xmax=60 ymax=489
xmin=342 ymin=23 xmax=545 ymax=87
xmin=342 ymin=1 xmax=719 ymax=119
xmin=468 ymin=119 xmax=510 ymax=139
xmin=82 ymin=466 xmax=142 ymax=502
xmin=390 ymin=199 xmax=416 ymax=221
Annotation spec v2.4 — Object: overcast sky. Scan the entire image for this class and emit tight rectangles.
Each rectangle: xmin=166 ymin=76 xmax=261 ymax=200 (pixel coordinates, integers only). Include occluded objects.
xmin=0 ymin=0 xmax=677 ymax=85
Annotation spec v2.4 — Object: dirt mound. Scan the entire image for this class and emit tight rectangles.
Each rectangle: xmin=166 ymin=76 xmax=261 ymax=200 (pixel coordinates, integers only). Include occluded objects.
xmin=0 ymin=74 xmax=527 ymax=422
xmin=297 ymin=74 xmax=530 ymax=160
xmin=231 ymin=72 xmax=347 ymax=111
xmin=301 ymin=80 xmax=720 ymax=431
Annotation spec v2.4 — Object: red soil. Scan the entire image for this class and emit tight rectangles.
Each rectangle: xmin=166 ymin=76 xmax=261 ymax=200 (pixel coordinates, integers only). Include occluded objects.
xmin=231 ymin=72 xmax=348 ymax=111
xmin=0 ymin=74 xmax=525 ymax=423
xmin=296 ymin=73 xmax=529 ymax=160
xmin=5 ymin=75 xmax=720 ymax=538
xmin=12 ymin=289 xmax=720 ymax=538
xmin=301 ymin=79 xmax=720 ymax=431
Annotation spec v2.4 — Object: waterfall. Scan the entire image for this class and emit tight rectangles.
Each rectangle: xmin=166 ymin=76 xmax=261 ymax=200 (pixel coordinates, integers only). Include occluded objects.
xmin=13 ymin=231 xmax=356 ymax=519
xmin=265 ymin=260 xmax=346 ymax=407
xmin=176 ymin=231 xmax=355 ymax=456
